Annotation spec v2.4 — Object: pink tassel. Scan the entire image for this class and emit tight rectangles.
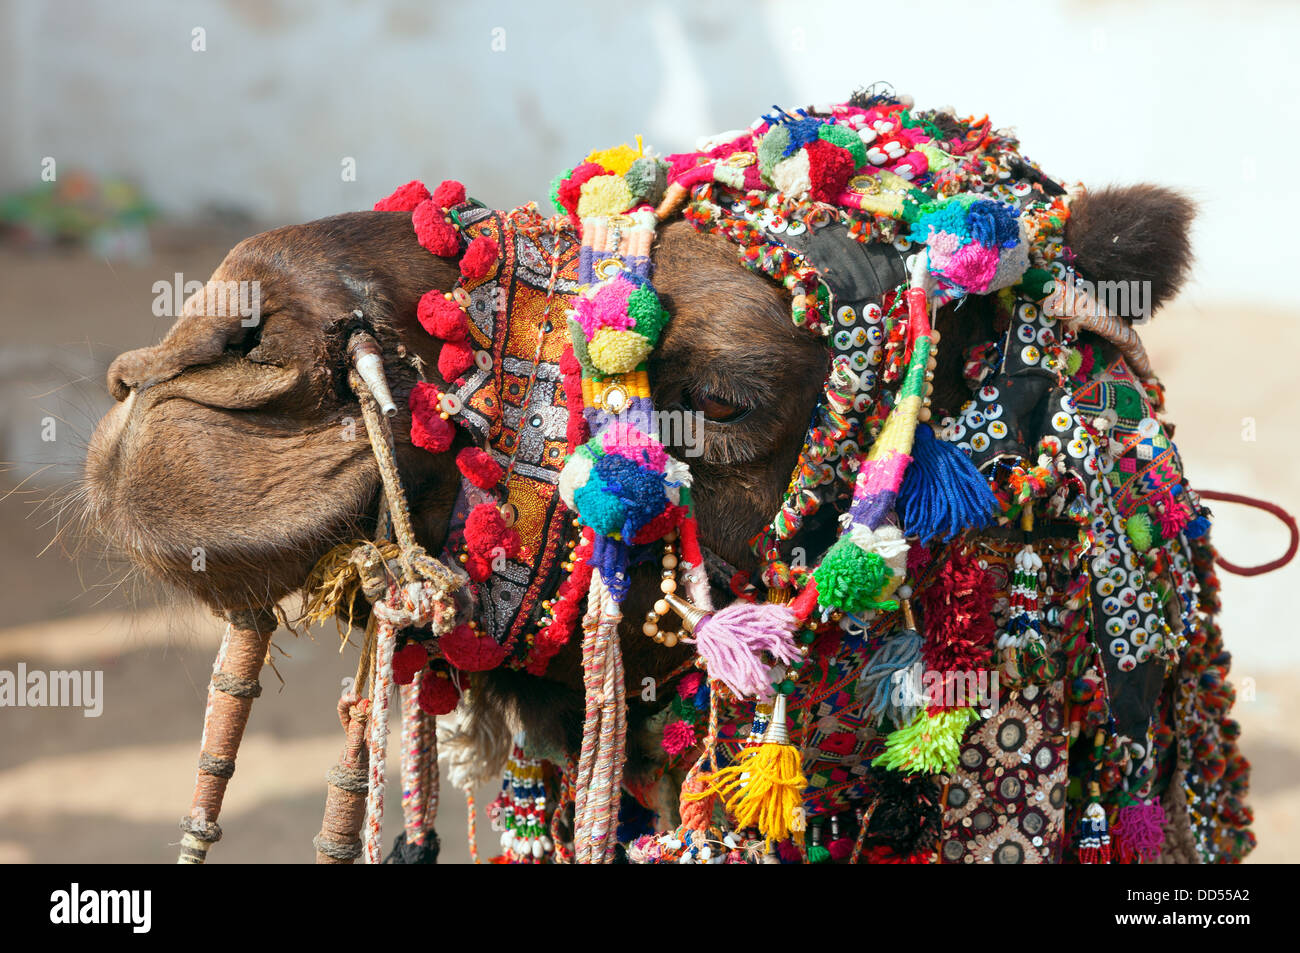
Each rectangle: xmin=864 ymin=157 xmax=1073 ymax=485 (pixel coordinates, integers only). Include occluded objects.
xmin=685 ymin=602 xmax=800 ymax=699
xmin=1114 ymin=801 xmax=1166 ymax=863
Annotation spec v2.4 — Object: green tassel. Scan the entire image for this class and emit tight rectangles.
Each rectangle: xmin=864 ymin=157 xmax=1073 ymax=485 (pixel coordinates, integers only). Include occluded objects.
xmin=872 ymin=707 xmax=980 ymax=774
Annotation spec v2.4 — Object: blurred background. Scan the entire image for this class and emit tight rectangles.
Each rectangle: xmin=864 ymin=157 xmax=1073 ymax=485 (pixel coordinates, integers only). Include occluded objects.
xmin=1 ymin=0 xmax=1297 ymax=863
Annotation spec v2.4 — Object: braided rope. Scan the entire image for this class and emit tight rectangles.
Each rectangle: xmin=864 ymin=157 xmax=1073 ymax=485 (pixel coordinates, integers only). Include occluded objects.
xmin=362 ymin=615 xmax=396 ymax=863
xmin=399 ymin=675 xmax=429 ymax=847
xmin=573 ymin=576 xmax=627 ymax=864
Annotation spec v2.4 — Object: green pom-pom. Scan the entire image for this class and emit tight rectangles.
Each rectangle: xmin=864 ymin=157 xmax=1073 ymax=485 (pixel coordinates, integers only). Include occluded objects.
xmin=806 ymin=843 xmax=832 ymax=864
xmin=1126 ymin=511 xmax=1155 ymax=551
xmin=872 ymin=707 xmax=980 ymax=774
xmin=1063 ymin=348 xmax=1084 ymax=377
xmin=625 ymin=157 xmax=667 ymax=207
xmin=813 ymin=539 xmax=896 ymax=614
xmin=627 ymin=286 xmax=669 ymax=342
xmin=757 ymin=126 xmax=791 ymax=178
xmin=817 ymin=123 xmax=866 ymax=167
xmin=549 ymin=167 xmax=575 ymax=215
xmin=567 ymin=316 xmax=596 ymax=375
xmin=1015 ymin=267 xmax=1055 ymax=301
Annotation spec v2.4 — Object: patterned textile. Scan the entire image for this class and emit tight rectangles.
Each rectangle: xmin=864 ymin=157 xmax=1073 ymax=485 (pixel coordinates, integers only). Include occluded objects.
xmin=441 ymin=206 xmax=581 ymax=662
xmin=940 ymin=681 xmax=1069 ymax=864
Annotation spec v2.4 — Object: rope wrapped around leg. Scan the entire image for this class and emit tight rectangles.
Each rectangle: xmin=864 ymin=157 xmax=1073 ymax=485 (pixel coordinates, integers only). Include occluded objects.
xmin=178 ymin=607 xmax=276 ymax=864
xmin=314 ymin=694 xmax=370 ymax=863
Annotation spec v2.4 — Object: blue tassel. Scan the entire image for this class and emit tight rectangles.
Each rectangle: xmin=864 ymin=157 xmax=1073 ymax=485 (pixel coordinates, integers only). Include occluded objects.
xmin=897 ymin=423 xmax=999 ymax=543
xmin=859 ymin=627 xmax=923 ymax=725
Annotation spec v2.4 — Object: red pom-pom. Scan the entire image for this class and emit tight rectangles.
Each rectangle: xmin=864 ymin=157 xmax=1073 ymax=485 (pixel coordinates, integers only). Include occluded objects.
xmin=775 ymin=840 xmax=802 ymax=863
xmin=437 ymin=339 xmax=475 ymax=381
xmin=456 ymin=447 xmax=503 ymax=490
xmin=392 ymin=643 xmax=428 ymax=685
xmin=417 ymin=669 xmax=460 ymax=716
xmin=432 ymin=179 xmax=467 ymax=209
xmin=464 ymin=503 xmax=510 ymax=559
xmin=827 ymin=838 xmax=853 ymax=862
xmin=805 ymin=139 xmax=856 ymax=205
xmin=465 ymin=553 xmax=493 ymax=583
xmin=459 ymin=235 xmax=499 ymax=280
xmin=559 ymin=345 xmax=581 ymax=377
xmin=439 ymin=624 xmax=507 ymax=672
xmin=417 ymin=290 xmax=469 ymax=341
xmin=412 ymin=199 xmax=460 ymax=257
xmin=374 ymin=180 xmax=430 ymax=212
xmin=556 ymin=162 xmax=603 ymax=214
xmin=409 ymin=380 xmax=455 ymax=453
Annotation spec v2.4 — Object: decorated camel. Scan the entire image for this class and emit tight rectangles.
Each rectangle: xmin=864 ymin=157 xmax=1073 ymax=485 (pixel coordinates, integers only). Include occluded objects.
xmin=83 ymin=89 xmax=1275 ymax=864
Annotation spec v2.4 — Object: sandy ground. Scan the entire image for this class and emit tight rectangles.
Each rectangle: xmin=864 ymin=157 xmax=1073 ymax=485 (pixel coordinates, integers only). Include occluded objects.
xmin=0 ymin=242 xmax=1296 ymax=863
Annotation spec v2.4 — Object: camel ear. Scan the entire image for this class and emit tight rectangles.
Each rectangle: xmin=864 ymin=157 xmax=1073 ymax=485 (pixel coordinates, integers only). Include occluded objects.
xmin=1064 ymin=184 xmax=1195 ymax=317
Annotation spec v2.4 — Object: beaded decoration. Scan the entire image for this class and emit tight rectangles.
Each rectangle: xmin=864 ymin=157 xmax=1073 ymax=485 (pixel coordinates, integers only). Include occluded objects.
xmin=369 ymin=86 xmax=1253 ymax=864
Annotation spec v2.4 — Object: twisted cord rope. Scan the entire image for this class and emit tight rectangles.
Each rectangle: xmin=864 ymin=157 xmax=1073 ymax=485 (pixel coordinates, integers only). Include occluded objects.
xmin=573 ymin=576 xmax=626 ymax=864
xmin=399 ymin=675 xmax=430 ymax=847
xmin=362 ymin=616 xmax=397 ymax=864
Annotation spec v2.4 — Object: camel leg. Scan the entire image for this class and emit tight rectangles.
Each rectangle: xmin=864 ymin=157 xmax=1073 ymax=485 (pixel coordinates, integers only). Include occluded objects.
xmin=177 ymin=607 xmax=277 ymax=864
xmin=313 ymin=695 xmax=370 ymax=864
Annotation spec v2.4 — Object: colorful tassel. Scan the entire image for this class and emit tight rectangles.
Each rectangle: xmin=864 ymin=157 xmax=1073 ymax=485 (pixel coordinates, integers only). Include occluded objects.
xmin=896 ymin=423 xmax=999 ymax=543
xmin=859 ymin=602 xmax=923 ymax=725
xmin=1113 ymin=800 xmax=1166 ymax=864
xmin=872 ymin=706 xmax=979 ymax=774
xmin=1077 ymin=782 xmax=1112 ymax=864
xmin=680 ymin=599 xmax=800 ymax=699
xmin=687 ymin=693 xmax=807 ymax=849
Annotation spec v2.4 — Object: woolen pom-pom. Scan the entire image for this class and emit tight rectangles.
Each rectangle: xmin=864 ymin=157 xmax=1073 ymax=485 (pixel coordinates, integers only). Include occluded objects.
xmin=431 ymin=179 xmax=467 ymax=209
xmin=464 ymin=503 xmax=520 ymax=560
xmin=417 ymin=669 xmax=460 ymax=716
xmin=409 ymin=381 xmax=455 ymax=453
xmin=459 ymin=235 xmax=499 ymax=280
xmin=465 ymin=553 xmax=493 ymax=583
xmin=661 ymin=720 xmax=696 ymax=757
xmin=439 ymin=623 xmax=506 ymax=672
xmin=412 ymin=198 xmax=460 ymax=257
xmin=374 ymin=180 xmax=430 ymax=212
xmin=391 ymin=643 xmax=428 ymax=685
xmin=456 ymin=447 xmax=503 ymax=490
xmin=417 ymin=291 xmax=469 ymax=341
xmin=437 ymin=339 xmax=475 ymax=382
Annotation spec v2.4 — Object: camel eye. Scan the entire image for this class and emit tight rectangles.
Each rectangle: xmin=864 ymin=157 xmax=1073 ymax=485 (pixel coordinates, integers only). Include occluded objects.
xmin=686 ymin=389 xmax=750 ymax=423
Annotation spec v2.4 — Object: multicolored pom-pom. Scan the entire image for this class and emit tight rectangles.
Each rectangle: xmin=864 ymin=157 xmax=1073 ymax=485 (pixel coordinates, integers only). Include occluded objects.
xmin=909 ymin=192 xmax=1029 ymax=296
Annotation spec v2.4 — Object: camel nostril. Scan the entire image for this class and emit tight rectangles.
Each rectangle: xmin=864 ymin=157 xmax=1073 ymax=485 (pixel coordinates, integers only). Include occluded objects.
xmin=107 ymin=355 xmax=136 ymax=402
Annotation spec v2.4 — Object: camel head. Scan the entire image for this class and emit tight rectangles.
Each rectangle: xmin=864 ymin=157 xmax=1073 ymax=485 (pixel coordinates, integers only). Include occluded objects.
xmin=78 ymin=92 xmax=1253 ymax=867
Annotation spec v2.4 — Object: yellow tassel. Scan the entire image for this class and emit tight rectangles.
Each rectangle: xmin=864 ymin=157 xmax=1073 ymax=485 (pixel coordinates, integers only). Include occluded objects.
xmin=686 ymin=694 xmax=806 ymax=848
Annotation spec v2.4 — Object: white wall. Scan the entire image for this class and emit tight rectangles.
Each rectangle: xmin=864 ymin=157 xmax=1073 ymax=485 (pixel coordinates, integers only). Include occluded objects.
xmin=4 ymin=0 xmax=1298 ymax=304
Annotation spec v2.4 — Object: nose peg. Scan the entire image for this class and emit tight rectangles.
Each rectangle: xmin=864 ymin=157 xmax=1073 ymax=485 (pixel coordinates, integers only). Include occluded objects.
xmin=347 ymin=331 xmax=397 ymax=417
